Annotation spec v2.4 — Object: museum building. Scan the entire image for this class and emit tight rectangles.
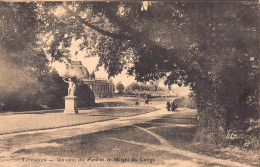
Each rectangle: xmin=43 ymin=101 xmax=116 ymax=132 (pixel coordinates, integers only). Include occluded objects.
xmin=64 ymin=61 xmax=115 ymax=98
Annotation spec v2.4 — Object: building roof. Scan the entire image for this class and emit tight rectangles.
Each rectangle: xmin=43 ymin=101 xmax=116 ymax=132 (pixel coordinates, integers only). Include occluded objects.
xmin=64 ymin=61 xmax=115 ymax=86
xmin=64 ymin=61 xmax=89 ymax=79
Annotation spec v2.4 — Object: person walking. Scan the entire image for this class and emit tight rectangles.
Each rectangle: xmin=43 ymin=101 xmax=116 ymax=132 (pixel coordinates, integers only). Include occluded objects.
xmin=171 ymin=101 xmax=177 ymax=111
xmin=166 ymin=101 xmax=171 ymax=111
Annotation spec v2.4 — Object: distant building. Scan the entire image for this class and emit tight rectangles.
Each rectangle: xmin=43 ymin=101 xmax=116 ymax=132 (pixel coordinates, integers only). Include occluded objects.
xmin=64 ymin=61 xmax=115 ymax=98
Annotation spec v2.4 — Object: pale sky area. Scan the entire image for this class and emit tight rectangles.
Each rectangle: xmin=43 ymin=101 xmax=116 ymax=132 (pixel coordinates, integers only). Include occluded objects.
xmin=51 ymin=55 xmax=137 ymax=87
xmin=50 ymin=38 xmax=137 ymax=87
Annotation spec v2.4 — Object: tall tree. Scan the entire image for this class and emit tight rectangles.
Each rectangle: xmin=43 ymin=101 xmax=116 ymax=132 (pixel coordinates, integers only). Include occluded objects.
xmin=0 ymin=3 xmax=72 ymax=110
xmin=0 ymin=3 xmax=50 ymax=110
xmin=116 ymin=81 xmax=125 ymax=94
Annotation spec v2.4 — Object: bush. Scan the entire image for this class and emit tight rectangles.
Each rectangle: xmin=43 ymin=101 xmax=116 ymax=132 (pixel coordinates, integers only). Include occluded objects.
xmin=171 ymin=102 xmax=177 ymax=111
xmin=174 ymin=93 xmax=196 ymax=109
xmin=40 ymin=69 xmax=67 ymax=109
xmin=75 ymin=83 xmax=95 ymax=108
xmin=227 ymin=118 xmax=259 ymax=149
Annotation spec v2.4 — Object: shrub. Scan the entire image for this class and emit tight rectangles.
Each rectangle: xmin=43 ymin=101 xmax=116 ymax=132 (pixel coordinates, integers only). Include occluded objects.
xmin=75 ymin=83 xmax=95 ymax=108
xmin=174 ymin=93 xmax=196 ymax=109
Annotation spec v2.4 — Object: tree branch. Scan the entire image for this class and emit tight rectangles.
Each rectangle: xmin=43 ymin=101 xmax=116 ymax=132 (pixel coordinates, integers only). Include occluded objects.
xmin=62 ymin=4 xmax=132 ymax=40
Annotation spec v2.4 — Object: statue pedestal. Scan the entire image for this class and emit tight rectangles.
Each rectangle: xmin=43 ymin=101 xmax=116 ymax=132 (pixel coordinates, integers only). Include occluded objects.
xmin=64 ymin=96 xmax=78 ymax=114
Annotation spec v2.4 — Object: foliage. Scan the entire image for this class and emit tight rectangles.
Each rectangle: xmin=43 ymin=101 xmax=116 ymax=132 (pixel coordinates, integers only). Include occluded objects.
xmin=116 ymin=81 xmax=125 ymax=94
xmin=125 ymin=82 xmax=165 ymax=94
xmin=38 ymin=69 xmax=67 ymax=109
xmin=170 ymin=102 xmax=177 ymax=111
xmin=0 ymin=3 xmax=49 ymax=76
xmin=0 ymin=2 xmax=258 ymax=147
xmin=0 ymin=52 xmax=68 ymax=111
xmin=75 ymin=82 xmax=95 ymax=108
xmin=174 ymin=93 xmax=196 ymax=109
xmin=0 ymin=3 xmax=49 ymax=111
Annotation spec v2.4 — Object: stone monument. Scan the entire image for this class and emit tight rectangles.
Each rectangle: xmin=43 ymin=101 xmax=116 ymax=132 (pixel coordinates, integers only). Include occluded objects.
xmin=63 ymin=78 xmax=78 ymax=114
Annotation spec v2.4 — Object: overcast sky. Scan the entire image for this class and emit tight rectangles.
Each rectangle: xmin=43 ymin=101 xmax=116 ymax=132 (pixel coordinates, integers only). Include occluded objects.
xmin=51 ymin=55 xmax=137 ymax=87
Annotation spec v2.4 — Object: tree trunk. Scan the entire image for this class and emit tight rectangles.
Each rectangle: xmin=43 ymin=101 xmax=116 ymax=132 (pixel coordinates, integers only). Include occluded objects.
xmin=193 ymin=105 xmax=227 ymax=146
xmin=192 ymin=86 xmax=227 ymax=146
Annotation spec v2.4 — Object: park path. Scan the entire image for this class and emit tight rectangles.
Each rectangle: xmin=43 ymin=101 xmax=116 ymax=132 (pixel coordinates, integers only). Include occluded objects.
xmin=0 ymin=105 xmax=255 ymax=167
xmin=0 ymin=105 xmax=173 ymax=163
xmin=111 ymin=127 xmax=251 ymax=167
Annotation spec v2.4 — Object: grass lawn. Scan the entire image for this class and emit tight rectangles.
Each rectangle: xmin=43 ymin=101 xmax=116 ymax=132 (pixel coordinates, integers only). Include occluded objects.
xmin=0 ymin=97 xmax=155 ymax=135
xmin=0 ymin=113 xmax=114 ymax=135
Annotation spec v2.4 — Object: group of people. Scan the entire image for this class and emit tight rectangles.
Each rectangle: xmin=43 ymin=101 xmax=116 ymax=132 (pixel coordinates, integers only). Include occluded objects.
xmin=166 ymin=101 xmax=177 ymax=111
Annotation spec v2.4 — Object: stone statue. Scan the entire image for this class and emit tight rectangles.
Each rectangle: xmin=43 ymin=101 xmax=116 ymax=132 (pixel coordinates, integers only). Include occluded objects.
xmin=64 ymin=78 xmax=76 ymax=96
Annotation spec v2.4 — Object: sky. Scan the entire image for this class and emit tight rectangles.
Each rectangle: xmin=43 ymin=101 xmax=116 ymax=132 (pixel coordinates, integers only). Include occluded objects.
xmin=50 ymin=39 xmax=137 ymax=87
xmin=51 ymin=55 xmax=137 ymax=87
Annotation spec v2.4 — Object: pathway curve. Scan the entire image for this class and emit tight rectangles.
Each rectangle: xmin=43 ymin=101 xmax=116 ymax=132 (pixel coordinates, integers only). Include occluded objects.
xmin=111 ymin=125 xmax=252 ymax=167
xmin=0 ymin=105 xmax=255 ymax=167
xmin=0 ymin=106 xmax=173 ymax=164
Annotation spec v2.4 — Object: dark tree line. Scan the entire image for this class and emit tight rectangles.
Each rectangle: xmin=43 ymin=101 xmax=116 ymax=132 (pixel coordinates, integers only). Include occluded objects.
xmin=125 ymin=82 xmax=165 ymax=93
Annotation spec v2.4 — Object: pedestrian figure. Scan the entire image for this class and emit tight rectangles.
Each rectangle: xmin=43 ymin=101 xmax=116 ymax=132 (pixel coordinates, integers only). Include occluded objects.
xmin=145 ymin=99 xmax=149 ymax=105
xmin=135 ymin=101 xmax=139 ymax=105
xmin=166 ymin=101 xmax=171 ymax=111
xmin=171 ymin=101 xmax=177 ymax=111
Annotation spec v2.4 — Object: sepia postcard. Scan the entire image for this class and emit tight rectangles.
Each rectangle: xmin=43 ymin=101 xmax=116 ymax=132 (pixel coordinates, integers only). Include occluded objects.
xmin=0 ymin=1 xmax=259 ymax=167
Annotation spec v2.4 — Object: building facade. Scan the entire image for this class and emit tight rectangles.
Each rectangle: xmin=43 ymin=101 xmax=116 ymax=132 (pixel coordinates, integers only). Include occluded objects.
xmin=64 ymin=61 xmax=115 ymax=99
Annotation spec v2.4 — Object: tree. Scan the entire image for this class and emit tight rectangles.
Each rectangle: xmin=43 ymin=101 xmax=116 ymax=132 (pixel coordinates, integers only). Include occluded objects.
xmin=0 ymin=3 xmax=49 ymax=76
xmin=126 ymin=82 xmax=165 ymax=93
xmin=1 ymin=1 xmax=258 ymax=147
xmin=150 ymin=80 xmax=159 ymax=92
xmin=35 ymin=1 xmax=258 ymax=147
xmin=39 ymin=69 xmax=68 ymax=109
xmin=0 ymin=53 xmax=42 ymax=111
xmin=129 ymin=82 xmax=140 ymax=91
xmin=75 ymin=82 xmax=95 ymax=108
xmin=0 ymin=3 xmax=51 ymax=111
xmin=92 ymin=2 xmax=258 ymax=146
xmin=116 ymin=82 xmax=125 ymax=94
